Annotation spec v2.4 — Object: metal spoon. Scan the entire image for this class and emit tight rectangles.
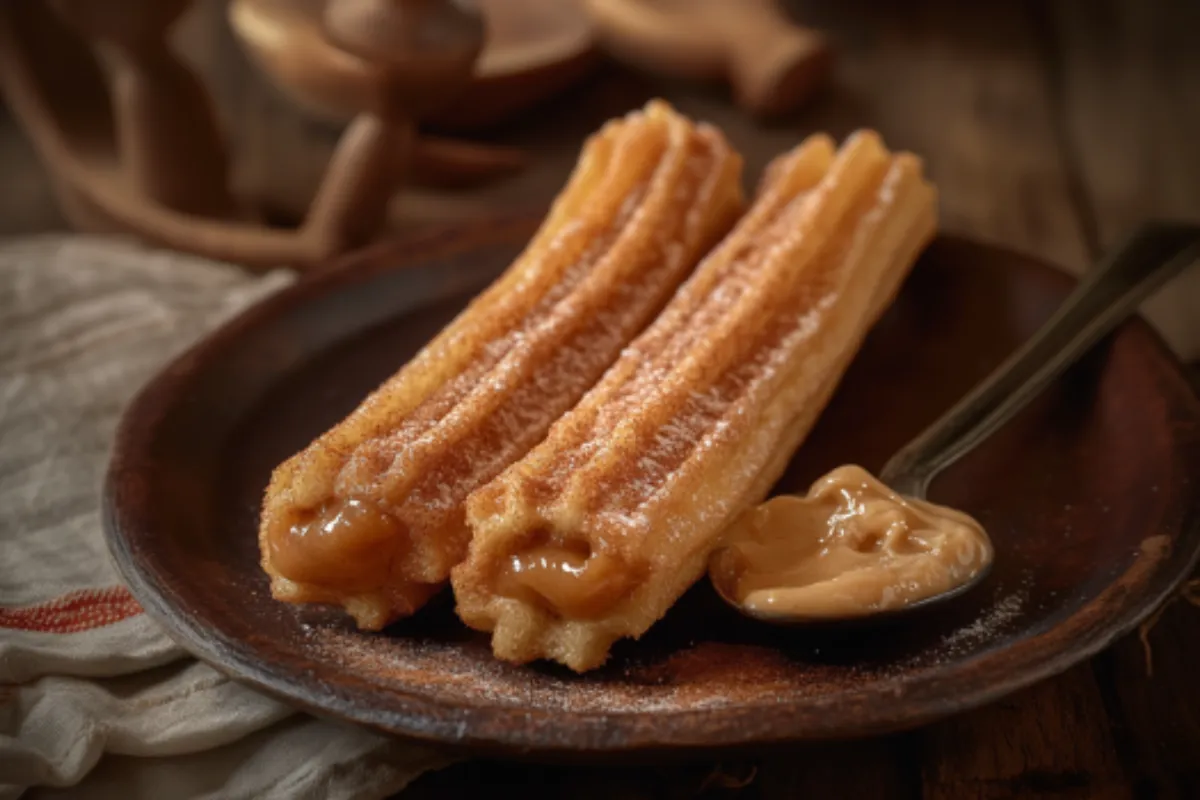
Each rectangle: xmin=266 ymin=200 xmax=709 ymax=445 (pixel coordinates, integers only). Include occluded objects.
xmin=713 ymin=222 xmax=1200 ymax=625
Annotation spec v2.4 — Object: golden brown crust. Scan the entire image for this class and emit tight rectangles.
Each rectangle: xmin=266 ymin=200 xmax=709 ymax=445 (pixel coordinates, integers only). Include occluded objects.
xmin=257 ymin=100 xmax=745 ymax=629
xmin=453 ymin=131 xmax=938 ymax=671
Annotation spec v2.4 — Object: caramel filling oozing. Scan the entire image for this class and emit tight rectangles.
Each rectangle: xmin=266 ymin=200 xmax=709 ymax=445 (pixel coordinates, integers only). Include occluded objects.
xmin=269 ymin=498 xmax=403 ymax=589
xmin=711 ymin=465 xmax=993 ymax=618
xmin=496 ymin=539 xmax=634 ymax=619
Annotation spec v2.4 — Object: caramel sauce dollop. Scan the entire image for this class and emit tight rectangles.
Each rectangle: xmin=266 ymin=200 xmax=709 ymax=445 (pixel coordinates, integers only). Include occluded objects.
xmin=711 ymin=465 xmax=993 ymax=618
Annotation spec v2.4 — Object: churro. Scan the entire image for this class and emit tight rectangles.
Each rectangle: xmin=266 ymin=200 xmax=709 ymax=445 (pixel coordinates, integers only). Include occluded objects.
xmin=259 ymin=101 xmax=744 ymax=629
xmin=453 ymin=130 xmax=937 ymax=671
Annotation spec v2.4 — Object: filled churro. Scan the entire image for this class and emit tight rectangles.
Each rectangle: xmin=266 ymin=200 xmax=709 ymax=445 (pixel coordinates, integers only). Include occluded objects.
xmin=453 ymin=130 xmax=938 ymax=671
xmin=259 ymin=101 xmax=744 ymax=629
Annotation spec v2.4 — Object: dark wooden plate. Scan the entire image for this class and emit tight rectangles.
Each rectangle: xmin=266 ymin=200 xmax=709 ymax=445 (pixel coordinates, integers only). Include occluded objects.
xmin=104 ymin=217 xmax=1200 ymax=755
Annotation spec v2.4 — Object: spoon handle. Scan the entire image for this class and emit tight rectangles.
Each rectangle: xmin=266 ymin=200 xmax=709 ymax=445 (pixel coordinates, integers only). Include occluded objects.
xmin=880 ymin=222 xmax=1200 ymax=497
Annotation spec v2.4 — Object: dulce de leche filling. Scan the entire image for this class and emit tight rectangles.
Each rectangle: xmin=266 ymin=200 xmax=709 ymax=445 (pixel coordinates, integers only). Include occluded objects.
xmin=495 ymin=537 xmax=636 ymax=619
xmin=711 ymin=465 xmax=993 ymax=618
xmin=268 ymin=498 xmax=405 ymax=590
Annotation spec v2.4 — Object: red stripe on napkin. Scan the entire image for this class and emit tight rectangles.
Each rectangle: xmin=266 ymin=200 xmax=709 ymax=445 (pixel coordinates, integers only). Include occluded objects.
xmin=0 ymin=587 xmax=143 ymax=633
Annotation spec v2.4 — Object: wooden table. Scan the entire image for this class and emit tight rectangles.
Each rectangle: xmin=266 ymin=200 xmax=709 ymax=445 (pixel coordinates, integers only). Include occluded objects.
xmin=3 ymin=0 xmax=1199 ymax=796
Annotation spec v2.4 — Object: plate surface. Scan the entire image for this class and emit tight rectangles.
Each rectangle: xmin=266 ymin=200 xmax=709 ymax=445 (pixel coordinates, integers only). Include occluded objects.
xmin=105 ymin=217 xmax=1200 ymax=754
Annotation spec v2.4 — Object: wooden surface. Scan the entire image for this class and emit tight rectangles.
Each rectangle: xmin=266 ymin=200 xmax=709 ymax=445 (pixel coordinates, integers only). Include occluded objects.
xmin=3 ymin=0 xmax=1200 ymax=796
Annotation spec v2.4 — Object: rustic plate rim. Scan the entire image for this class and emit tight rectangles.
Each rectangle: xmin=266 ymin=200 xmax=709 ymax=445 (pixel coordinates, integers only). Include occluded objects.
xmin=103 ymin=221 xmax=1200 ymax=753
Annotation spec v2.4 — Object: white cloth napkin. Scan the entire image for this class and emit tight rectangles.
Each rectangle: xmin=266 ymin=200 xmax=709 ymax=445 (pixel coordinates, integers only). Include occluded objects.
xmin=0 ymin=237 xmax=450 ymax=798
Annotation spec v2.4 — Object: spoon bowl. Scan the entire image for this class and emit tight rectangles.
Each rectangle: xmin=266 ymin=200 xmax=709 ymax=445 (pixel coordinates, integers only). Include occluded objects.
xmin=712 ymin=221 xmax=1200 ymax=627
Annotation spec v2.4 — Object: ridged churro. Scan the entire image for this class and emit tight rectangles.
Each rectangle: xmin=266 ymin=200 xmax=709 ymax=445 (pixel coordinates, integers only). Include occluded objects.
xmin=259 ymin=101 xmax=744 ymax=629
xmin=453 ymin=130 xmax=937 ymax=671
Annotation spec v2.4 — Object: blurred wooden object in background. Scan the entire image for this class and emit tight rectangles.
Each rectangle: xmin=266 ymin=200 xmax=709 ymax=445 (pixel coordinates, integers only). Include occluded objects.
xmin=230 ymin=0 xmax=597 ymax=131
xmin=0 ymin=0 xmax=599 ymax=271
xmin=585 ymin=0 xmax=832 ymax=117
xmin=49 ymin=0 xmax=237 ymax=221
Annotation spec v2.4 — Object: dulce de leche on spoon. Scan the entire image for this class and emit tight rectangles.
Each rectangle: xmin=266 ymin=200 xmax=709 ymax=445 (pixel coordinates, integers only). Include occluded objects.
xmin=710 ymin=465 xmax=993 ymax=621
xmin=259 ymin=101 xmax=744 ymax=629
